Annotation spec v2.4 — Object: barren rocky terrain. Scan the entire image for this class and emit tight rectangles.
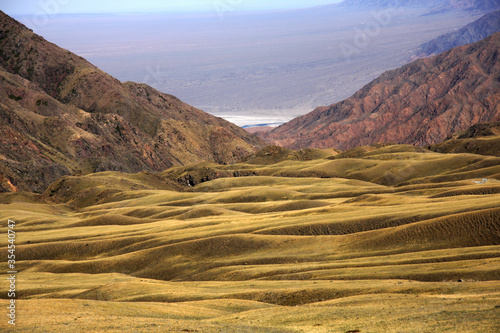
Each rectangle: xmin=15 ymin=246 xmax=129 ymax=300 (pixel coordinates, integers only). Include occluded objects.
xmin=259 ymin=32 xmax=500 ymax=150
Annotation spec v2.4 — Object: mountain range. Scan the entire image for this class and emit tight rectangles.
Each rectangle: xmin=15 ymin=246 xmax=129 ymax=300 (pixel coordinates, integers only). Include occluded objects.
xmin=0 ymin=4 xmax=498 ymax=332
xmin=0 ymin=11 xmax=265 ymax=193
xmin=425 ymin=0 xmax=500 ymax=14
xmin=342 ymin=0 xmax=500 ymax=13
xmin=415 ymin=10 xmax=500 ymax=57
xmin=258 ymin=32 xmax=500 ymax=150
xmin=2 ymin=7 xmax=500 ymax=193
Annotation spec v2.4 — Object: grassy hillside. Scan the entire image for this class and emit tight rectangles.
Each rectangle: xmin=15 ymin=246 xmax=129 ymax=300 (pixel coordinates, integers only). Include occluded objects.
xmin=0 ymin=11 xmax=265 ymax=193
xmin=429 ymin=122 xmax=500 ymax=157
xmin=1 ymin=145 xmax=499 ymax=332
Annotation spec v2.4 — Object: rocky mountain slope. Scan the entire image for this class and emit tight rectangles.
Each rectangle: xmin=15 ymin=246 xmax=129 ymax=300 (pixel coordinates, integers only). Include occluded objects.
xmin=0 ymin=11 xmax=265 ymax=193
xmin=415 ymin=10 xmax=500 ymax=57
xmin=258 ymin=32 xmax=500 ymax=151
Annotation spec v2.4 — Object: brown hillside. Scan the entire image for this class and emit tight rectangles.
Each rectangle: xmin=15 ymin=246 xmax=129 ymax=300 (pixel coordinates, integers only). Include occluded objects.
xmin=0 ymin=11 xmax=265 ymax=192
xmin=429 ymin=121 xmax=500 ymax=156
xmin=258 ymin=32 xmax=500 ymax=150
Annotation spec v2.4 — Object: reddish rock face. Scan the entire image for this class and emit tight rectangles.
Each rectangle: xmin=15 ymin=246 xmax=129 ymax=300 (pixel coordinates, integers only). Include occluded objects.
xmin=0 ymin=11 xmax=265 ymax=192
xmin=259 ymin=32 xmax=500 ymax=151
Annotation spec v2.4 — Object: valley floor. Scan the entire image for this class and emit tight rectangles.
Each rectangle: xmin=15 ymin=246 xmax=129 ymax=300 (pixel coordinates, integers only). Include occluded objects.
xmin=1 ymin=145 xmax=499 ymax=332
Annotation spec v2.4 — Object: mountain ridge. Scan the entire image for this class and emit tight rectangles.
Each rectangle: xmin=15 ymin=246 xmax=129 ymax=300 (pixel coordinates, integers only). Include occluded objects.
xmin=0 ymin=11 xmax=265 ymax=192
xmin=258 ymin=32 xmax=500 ymax=150
xmin=341 ymin=0 xmax=500 ymax=13
xmin=426 ymin=0 xmax=500 ymax=15
xmin=414 ymin=10 xmax=500 ymax=58
xmin=428 ymin=121 xmax=500 ymax=157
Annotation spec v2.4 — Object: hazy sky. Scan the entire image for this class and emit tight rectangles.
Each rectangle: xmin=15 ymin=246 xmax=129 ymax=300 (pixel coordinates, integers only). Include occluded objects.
xmin=2 ymin=0 xmax=343 ymax=15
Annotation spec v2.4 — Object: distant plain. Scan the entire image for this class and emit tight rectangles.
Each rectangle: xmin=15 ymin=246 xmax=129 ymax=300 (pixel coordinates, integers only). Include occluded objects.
xmin=16 ymin=7 xmax=483 ymax=126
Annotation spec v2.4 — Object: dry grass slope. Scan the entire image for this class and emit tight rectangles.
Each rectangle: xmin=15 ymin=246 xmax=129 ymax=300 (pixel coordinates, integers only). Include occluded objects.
xmin=1 ymin=144 xmax=500 ymax=332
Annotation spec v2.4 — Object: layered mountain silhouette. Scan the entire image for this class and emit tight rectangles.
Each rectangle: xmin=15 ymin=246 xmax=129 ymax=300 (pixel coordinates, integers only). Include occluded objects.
xmin=426 ymin=0 xmax=500 ymax=14
xmin=0 ymin=12 xmax=265 ymax=192
xmin=341 ymin=0 xmax=439 ymax=9
xmin=415 ymin=10 xmax=500 ymax=57
xmin=341 ymin=0 xmax=500 ymax=12
xmin=258 ymin=32 xmax=500 ymax=150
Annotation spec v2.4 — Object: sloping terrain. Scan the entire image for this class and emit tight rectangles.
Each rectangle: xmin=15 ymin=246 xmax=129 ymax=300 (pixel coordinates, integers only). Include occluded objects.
xmin=258 ymin=32 xmax=500 ymax=150
xmin=1 ymin=144 xmax=499 ymax=332
xmin=0 ymin=11 xmax=265 ymax=193
xmin=429 ymin=121 xmax=500 ymax=156
xmin=414 ymin=10 xmax=500 ymax=57
xmin=28 ymin=2 xmax=483 ymax=127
